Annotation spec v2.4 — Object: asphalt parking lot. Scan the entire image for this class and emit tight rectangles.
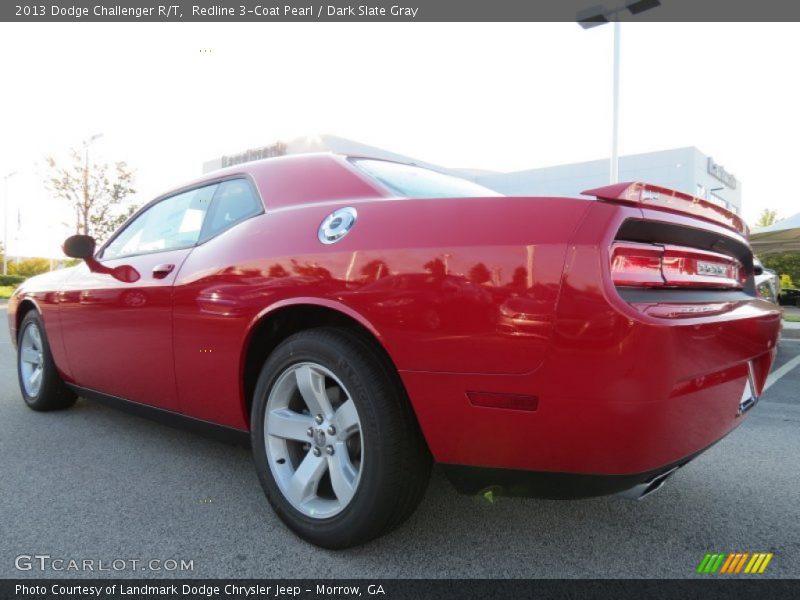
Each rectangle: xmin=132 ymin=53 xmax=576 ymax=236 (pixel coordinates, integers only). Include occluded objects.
xmin=1 ymin=309 xmax=798 ymax=579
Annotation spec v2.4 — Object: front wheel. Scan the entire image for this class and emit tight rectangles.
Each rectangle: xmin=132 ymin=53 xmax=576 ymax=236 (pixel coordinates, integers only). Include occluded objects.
xmin=251 ymin=327 xmax=431 ymax=548
xmin=17 ymin=311 xmax=77 ymax=411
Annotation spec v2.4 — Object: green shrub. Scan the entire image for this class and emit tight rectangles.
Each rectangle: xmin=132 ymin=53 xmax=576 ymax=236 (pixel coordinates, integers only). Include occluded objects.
xmin=0 ymin=274 xmax=25 ymax=286
xmin=8 ymin=258 xmax=51 ymax=279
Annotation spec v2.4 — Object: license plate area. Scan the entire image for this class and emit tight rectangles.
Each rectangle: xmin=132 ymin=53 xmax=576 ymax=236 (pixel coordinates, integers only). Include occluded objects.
xmin=738 ymin=362 xmax=758 ymax=416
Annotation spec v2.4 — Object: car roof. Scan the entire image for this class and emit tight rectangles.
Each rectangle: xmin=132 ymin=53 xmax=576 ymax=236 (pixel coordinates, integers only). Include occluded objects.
xmin=166 ymin=153 xmax=391 ymax=210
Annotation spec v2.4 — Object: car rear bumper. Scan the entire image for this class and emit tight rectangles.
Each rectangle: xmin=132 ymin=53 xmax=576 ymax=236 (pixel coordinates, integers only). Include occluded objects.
xmin=400 ymin=296 xmax=781 ymax=480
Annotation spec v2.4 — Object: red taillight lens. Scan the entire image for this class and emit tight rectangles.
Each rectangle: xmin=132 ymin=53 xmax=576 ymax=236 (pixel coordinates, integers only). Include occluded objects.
xmin=611 ymin=242 xmax=745 ymax=289
xmin=611 ymin=242 xmax=665 ymax=287
xmin=661 ymin=245 xmax=745 ymax=289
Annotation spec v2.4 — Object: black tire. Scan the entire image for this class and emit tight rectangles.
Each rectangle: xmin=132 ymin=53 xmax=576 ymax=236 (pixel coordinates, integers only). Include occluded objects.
xmin=251 ymin=327 xmax=431 ymax=549
xmin=17 ymin=311 xmax=77 ymax=411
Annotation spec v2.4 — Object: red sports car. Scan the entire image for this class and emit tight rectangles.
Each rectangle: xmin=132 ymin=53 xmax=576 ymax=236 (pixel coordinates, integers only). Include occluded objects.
xmin=8 ymin=154 xmax=781 ymax=548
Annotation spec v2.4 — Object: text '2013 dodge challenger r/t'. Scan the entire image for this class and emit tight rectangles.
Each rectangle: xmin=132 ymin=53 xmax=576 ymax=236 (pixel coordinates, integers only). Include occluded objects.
xmin=8 ymin=154 xmax=781 ymax=548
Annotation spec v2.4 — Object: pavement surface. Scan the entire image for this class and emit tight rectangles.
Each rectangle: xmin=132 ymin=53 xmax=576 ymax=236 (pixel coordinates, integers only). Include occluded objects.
xmin=1 ymin=308 xmax=799 ymax=579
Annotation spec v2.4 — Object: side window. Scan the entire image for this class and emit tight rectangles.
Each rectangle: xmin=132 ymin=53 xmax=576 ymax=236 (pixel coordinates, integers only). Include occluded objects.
xmin=200 ymin=179 xmax=262 ymax=242
xmin=102 ymin=184 xmax=218 ymax=260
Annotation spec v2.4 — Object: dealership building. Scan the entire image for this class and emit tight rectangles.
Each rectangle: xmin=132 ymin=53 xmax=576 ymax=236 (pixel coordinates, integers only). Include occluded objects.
xmin=203 ymin=135 xmax=742 ymax=215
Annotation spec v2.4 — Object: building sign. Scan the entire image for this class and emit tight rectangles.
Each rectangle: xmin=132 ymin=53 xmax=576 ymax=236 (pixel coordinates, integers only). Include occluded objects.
xmin=221 ymin=142 xmax=287 ymax=168
xmin=707 ymin=157 xmax=737 ymax=189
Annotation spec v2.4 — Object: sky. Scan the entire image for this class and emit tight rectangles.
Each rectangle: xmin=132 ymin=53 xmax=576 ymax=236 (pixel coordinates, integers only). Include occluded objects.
xmin=1 ymin=22 xmax=799 ymax=257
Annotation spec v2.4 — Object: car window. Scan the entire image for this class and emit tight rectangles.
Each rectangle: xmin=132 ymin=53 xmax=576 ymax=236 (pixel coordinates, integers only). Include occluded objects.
xmin=201 ymin=179 xmax=262 ymax=241
xmin=102 ymin=184 xmax=218 ymax=260
xmin=351 ymin=158 xmax=501 ymax=198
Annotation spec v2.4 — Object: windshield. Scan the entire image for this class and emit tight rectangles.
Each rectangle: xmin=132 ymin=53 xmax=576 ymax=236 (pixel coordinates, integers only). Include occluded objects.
xmin=351 ymin=158 xmax=501 ymax=198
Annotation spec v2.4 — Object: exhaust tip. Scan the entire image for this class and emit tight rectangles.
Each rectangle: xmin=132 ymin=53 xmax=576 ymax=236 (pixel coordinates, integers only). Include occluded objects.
xmin=618 ymin=466 xmax=680 ymax=501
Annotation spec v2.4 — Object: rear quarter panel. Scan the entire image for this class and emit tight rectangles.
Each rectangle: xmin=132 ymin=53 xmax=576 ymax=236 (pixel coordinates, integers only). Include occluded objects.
xmin=171 ymin=195 xmax=593 ymax=427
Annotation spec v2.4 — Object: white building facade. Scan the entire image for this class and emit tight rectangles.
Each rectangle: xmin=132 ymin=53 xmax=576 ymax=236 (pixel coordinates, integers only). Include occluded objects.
xmin=203 ymin=137 xmax=741 ymax=215
xmin=468 ymin=147 xmax=741 ymax=215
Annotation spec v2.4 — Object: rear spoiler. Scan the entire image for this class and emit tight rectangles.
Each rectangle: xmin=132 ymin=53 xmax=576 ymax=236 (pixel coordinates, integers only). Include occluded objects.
xmin=582 ymin=182 xmax=748 ymax=238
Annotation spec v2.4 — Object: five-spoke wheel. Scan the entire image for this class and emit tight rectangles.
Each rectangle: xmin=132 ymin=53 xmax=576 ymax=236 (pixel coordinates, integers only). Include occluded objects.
xmin=265 ymin=362 xmax=363 ymax=518
xmin=19 ymin=320 xmax=45 ymax=398
xmin=16 ymin=310 xmax=76 ymax=411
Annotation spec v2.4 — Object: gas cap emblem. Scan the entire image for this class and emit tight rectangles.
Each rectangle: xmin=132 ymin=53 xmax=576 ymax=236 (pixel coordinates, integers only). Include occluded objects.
xmin=318 ymin=207 xmax=357 ymax=244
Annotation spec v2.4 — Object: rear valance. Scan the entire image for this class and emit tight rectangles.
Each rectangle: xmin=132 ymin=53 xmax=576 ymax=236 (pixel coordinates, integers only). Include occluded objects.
xmin=582 ymin=182 xmax=747 ymax=238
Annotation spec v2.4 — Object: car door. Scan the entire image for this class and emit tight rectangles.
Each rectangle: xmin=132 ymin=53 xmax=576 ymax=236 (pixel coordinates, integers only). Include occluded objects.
xmin=58 ymin=183 xmax=218 ymax=410
xmin=170 ymin=178 xmax=265 ymax=427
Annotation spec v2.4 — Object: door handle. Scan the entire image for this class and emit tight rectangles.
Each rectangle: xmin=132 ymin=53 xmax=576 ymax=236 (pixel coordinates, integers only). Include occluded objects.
xmin=152 ymin=264 xmax=175 ymax=279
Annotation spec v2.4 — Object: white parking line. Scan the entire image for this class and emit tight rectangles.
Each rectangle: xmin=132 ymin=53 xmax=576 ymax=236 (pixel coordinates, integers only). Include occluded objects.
xmin=764 ymin=354 xmax=800 ymax=392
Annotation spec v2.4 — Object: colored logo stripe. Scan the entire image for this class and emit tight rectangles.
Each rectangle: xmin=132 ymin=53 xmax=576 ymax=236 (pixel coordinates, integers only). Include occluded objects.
xmin=696 ymin=553 xmax=725 ymax=573
xmin=699 ymin=552 xmax=773 ymax=574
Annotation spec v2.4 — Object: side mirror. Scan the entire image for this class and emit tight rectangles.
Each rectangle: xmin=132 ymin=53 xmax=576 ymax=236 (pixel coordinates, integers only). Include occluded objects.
xmin=753 ymin=257 xmax=764 ymax=276
xmin=63 ymin=234 xmax=140 ymax=283
xmin=63 ymin=235 xmax=96 ymax=259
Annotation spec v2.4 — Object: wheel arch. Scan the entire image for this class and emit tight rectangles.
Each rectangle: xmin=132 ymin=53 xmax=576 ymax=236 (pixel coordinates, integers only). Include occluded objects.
xmin=15 ymin=298 xmax=41 ymax=341
xmin=239 ymin=299 xmax=407 ymax=429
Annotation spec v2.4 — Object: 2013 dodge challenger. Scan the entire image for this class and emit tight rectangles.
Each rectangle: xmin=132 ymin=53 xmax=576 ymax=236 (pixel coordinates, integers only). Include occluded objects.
xmin=8 ymin=154 xmax=781 ymax=548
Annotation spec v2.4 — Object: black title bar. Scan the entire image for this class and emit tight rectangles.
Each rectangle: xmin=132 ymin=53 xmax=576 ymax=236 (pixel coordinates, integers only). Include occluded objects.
xmin=5 ymin=0 xmax=800 ymax=22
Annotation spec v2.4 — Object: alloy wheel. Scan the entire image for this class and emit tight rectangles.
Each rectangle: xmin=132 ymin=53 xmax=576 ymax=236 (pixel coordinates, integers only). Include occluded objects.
xmin=264 ymin=362 xmax=363 ymax=518
xmin=19 ymin=322 xmax=45 ymax=397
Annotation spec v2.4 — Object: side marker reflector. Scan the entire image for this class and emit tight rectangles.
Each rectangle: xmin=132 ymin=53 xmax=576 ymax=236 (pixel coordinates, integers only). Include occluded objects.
xmin=467 ymin=392 xmax=538 ymax=412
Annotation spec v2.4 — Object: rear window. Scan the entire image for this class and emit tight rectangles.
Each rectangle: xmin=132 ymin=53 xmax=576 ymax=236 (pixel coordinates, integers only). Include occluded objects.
xmin=351 ymin=159 xmax=501 ymax=198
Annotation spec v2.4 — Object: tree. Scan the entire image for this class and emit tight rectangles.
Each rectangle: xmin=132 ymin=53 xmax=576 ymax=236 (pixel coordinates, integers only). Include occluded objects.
xmin=754 ymin=208 xmax=779 ymax=229
xmin=762 ymin=253 xmax=800 ymax=286
xmin=468 ymin=263 xmax=491 ymax=284
xmin=46 ymin=147 xmax=137 ymax=243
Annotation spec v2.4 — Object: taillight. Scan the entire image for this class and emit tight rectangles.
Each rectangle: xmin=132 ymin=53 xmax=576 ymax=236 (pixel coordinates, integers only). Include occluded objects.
xmin=661 ymin=245 xmax=745 ymax=288
xmin=610 ymin=242 xmax=664 ymax=286
xmin=611 ymin=242 xmax=745 ymax=289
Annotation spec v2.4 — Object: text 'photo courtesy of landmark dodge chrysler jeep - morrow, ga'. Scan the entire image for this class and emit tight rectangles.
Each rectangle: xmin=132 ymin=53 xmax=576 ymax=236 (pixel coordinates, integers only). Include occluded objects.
xmin=8 ymin=154 xmax=781 ymax=548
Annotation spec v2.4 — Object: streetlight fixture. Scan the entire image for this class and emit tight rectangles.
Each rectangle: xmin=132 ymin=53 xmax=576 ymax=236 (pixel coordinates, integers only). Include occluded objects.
xmin=3 ymin=171 xmax=18 ymax=276
xmin=578 ymin=1 xmax=662 ymax=183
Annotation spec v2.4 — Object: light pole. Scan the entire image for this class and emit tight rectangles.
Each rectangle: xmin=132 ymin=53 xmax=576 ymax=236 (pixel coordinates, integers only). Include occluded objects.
xmin=82 ymin=133 xmax=103 ymax=235
xmin=3 ymin=171 xmax=18 ymax=276
xmin=611 ymin=20 xmax=620 ymax=183
xmin=578 ymin=0 xmax=662 ymax=184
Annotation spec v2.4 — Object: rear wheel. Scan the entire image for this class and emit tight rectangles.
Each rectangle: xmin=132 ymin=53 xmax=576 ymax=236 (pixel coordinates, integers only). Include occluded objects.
xmin=251 ymin=327 xmax=431 ymax=548
xmin=17 ymin=311 xmax=77 ymax=411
